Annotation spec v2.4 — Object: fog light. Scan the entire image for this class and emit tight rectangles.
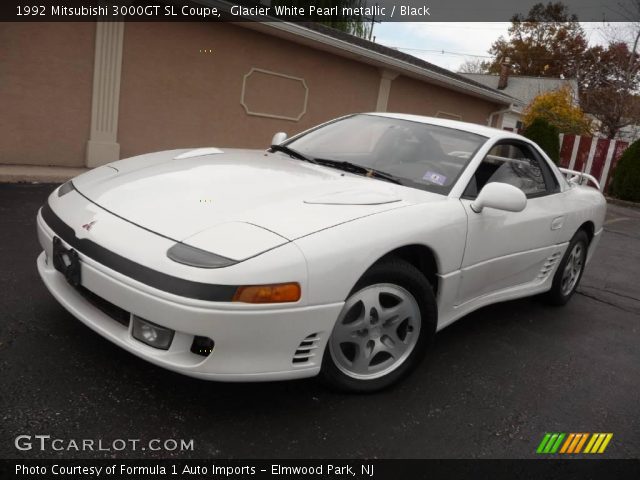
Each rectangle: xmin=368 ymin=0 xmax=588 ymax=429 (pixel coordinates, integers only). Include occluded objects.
xmin=190 ymin=336 xmax=214 ymax=357
xmin=132 ymin=316 xmax=174 ymax=350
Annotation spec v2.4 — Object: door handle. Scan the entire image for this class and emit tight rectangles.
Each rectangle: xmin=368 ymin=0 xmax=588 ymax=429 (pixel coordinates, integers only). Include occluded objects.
xmin=551 ymin=216 xmax=565 ymax=230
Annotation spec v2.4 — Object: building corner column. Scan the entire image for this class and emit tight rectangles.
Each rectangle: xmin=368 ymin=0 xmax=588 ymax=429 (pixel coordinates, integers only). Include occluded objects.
xmin=375 ymin=69 xmax=399 ymax=112
xmin=86 ymin=22 xmax=124 ymax=168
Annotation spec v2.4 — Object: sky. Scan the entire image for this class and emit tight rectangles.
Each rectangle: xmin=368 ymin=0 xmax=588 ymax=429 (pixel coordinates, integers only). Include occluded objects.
xmin=372 ymin=22 xmax=618 ymax=73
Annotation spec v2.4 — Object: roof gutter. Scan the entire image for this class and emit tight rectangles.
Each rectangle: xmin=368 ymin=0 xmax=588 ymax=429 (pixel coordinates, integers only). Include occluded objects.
xmin=195 ymin=1 xmax=517 ymax=106
xmin=251 ymin=22 xmax=516 ymax=106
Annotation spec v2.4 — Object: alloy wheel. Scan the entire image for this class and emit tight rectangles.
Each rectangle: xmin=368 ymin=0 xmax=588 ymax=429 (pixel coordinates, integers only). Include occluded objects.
xmin=561 ymin=243 xmax=584 ymax=296
xmin=329 ymin=283 xmax=421 ymax=380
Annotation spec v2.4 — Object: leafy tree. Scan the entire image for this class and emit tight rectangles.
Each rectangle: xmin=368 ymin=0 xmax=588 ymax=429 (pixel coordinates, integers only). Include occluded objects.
xmin=522 ymin=87 xmax=592 ymax=135
xmin=580 ymin=42 xmax=640 ymax=139
xmin=610 ymin=138 xmax=640 ymax=202
xmin=272 ymin=0 xmax=373 ymax=39
xmin=522 ymin=118 xmax=560 ymax=163
xmin=486 ymin=1 xmax=640 ymax=138
xmin=486 ymin=2 xmax=588 ymax=79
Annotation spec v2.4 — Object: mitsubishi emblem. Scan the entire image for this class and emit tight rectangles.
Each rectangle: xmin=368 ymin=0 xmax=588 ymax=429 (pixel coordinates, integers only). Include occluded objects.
xmin=82 ymin=220 xmax=97 ymax=231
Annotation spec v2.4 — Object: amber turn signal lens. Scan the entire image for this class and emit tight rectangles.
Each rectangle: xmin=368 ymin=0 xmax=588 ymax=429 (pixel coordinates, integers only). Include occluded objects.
xmin=232 ymin=283 xmax=301 ymax=303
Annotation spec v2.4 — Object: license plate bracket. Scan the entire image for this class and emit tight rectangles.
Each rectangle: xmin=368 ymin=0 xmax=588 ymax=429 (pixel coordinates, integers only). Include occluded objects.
xmin=52 ymin=236 xmax=81 ymax=287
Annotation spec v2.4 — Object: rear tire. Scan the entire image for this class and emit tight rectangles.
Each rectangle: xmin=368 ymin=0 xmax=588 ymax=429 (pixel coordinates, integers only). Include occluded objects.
xmin=544 ymin=230 xmax=589 ymax=306
xmin=321 ymin=259 xmax=437 ymax=393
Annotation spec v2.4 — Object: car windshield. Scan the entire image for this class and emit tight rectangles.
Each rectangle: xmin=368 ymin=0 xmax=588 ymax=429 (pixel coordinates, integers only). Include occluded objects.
xmin=283 ymin=114 xmax=488 ymax=194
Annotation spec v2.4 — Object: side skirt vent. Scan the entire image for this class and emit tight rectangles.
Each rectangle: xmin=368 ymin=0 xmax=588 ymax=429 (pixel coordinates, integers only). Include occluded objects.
xmin=538 ymin=251 xmax=563 ymax=279
xmin=292 ymin=333 xmax=320 ymax=365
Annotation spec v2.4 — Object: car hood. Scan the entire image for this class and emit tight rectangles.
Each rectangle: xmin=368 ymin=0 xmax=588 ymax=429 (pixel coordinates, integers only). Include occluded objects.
xmin=73 ymin=148 xmax=440 ymax=244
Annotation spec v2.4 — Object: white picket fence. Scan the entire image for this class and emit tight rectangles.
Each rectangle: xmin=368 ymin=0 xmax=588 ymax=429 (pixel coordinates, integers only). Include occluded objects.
xmin=558 ymin=134 xmax=629 ymax=192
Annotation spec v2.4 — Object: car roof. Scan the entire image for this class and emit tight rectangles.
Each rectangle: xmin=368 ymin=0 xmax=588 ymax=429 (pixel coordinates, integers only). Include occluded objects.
xmin=365 ymin=112 xmax=524 ymax=140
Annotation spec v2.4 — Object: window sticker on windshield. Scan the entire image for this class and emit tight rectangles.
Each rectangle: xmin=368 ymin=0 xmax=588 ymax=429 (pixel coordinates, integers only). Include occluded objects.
xmin=423 ymin=171 xmax=447 ymax=186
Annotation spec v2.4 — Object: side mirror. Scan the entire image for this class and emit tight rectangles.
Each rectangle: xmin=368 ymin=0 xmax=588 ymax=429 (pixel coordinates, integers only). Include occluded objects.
xmin=470 ymin=182 xmax=527 ymax=213
xmin=271 ymin=132 xmax=287 ymax=146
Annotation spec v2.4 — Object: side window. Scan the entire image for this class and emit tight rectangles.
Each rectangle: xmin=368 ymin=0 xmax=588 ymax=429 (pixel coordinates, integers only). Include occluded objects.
xmin=463 ymin=142 xmax=552 ymax=198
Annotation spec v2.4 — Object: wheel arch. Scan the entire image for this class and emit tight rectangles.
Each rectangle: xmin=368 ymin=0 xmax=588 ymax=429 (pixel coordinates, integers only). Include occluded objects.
xmin=374 ymin=244 xmax=439 ymax=296
xmin=577 ymin=220 xmax=595 ymax=244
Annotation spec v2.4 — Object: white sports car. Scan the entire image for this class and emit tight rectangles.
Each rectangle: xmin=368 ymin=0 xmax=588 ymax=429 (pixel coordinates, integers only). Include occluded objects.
xmin=37 ymin=113 xmax=606 ymax=392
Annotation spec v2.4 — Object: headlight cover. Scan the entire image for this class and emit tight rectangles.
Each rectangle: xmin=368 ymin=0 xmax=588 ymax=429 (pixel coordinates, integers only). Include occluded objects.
xmin=167 ymin=242 xmax=237 ymax=269
xmin=57 ymin=181 xmax=75 ymax=197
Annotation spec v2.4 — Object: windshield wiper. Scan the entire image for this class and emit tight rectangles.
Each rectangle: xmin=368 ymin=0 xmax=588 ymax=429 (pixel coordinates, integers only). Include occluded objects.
xmin=270 ymin=147 xmax=402 ymax=185
xmin=313 ymin=158 xmax=403 ymax=185
xmin=270 ymin=144 xmax=318 ymax=164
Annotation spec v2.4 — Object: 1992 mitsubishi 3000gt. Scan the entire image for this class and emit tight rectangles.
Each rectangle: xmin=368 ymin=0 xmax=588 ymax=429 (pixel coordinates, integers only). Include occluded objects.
xmin=37 ymin=113 xmax=606 ymax=391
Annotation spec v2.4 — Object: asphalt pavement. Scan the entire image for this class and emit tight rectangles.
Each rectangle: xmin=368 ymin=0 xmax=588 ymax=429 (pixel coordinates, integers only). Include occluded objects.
xmin=1 ymin=183 xmax=638 ymax=459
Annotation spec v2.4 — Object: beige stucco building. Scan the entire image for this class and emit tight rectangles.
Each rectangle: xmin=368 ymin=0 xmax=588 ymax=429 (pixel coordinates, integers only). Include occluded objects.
xmin=1 ymin=21 xmax=515 ymax=170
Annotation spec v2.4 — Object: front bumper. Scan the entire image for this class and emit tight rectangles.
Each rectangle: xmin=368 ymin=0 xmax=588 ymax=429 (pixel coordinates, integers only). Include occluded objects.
xmin=36 ymin=208 xmax=342 ymax=381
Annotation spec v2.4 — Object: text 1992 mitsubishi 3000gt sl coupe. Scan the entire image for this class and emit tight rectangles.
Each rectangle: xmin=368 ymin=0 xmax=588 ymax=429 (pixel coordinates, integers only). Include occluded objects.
xmin=37 ymin=113 xmax=606 ymax=391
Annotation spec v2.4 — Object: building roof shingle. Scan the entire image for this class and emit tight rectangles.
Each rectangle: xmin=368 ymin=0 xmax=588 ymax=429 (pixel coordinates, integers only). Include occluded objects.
xmin=460 ymin=73 xmax=578 ymax=106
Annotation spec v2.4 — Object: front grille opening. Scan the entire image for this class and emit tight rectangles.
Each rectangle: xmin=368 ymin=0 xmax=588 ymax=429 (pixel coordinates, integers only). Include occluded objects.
xmin=292 ymin=333 xmax=320 ymax=364
xmin=76 ymin=285 xmax=130 ymax=327
xmin=191 ymin=336 xmax=214 ymax=357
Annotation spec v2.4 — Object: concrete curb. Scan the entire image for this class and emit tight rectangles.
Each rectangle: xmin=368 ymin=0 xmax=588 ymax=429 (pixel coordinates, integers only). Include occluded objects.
xmin=606 ymin=196 xmax=640 ymax=210
xmin=0 ymin=165 xmax=88 ymax=184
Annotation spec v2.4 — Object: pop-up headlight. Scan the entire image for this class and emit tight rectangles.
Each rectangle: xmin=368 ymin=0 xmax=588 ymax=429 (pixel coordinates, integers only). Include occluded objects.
xmin=167 ymin=243 xmax=237 ymax=269
xmin=57 ymin=181 xmax=75 ymax=197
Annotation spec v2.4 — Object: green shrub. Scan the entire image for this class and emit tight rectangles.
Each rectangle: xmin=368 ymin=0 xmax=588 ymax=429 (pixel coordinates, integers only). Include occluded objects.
xmin=522 ymin=118 xmax=560 ymax=163
xmin=610 ymin=139 xmax=640 ymax=202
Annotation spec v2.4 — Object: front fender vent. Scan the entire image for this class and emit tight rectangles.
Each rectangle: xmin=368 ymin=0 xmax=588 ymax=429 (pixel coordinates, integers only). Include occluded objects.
xmin=538 ymin=251 xmax=563 ymax=279
xmin=292 ymin=333 xmax=320 ymax=365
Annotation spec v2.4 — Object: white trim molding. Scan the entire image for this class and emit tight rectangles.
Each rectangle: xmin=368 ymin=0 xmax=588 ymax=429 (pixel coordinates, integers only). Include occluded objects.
xmin=568 ymin=135 xmax=581 ymax=170
xmin=584 ymin=137 xmax=599 ymax=174
xmin=435 ymin=111 xmax=462 ymax=120
xmin=599 ymin=141 xmax=618 ymax=192
xmin=375 ymin=69 xmax=399 ymax=112
xmin=86 ymin=22 xmax=124 ymax=167
xmin=487 ymin=104 xmax=519 ymax=128
xmin=240 ymin=68 xmax=308 ymax=121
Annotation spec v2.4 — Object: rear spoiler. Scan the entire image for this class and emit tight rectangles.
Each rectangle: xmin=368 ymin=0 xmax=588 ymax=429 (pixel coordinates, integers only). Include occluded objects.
xmin=559 ymin=167 xmax=600 ymax=190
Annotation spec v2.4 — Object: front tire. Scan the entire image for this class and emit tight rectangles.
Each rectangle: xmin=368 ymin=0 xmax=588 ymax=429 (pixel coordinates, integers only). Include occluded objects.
xmin=545 ymin=230 xmax=589 ymax=306
xmin=321 ymin=259 xmax=437 ymax=393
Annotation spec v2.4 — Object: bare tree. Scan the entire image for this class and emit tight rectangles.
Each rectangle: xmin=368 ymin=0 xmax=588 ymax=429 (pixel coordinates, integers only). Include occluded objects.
xmin=485 ymin=1 xmax=640 ymax=138
xmin=580 ymin=2 xmax=640 ymax=138
xmin=458 ymin=58 xmax=489 ymax=74
xmin=581 ymin=42 xmax=640 ymax=138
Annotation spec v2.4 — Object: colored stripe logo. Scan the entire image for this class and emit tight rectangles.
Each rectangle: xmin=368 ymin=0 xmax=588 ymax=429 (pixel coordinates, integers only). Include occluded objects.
xmin=536 ymin=433 xmax=613 ymax=454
